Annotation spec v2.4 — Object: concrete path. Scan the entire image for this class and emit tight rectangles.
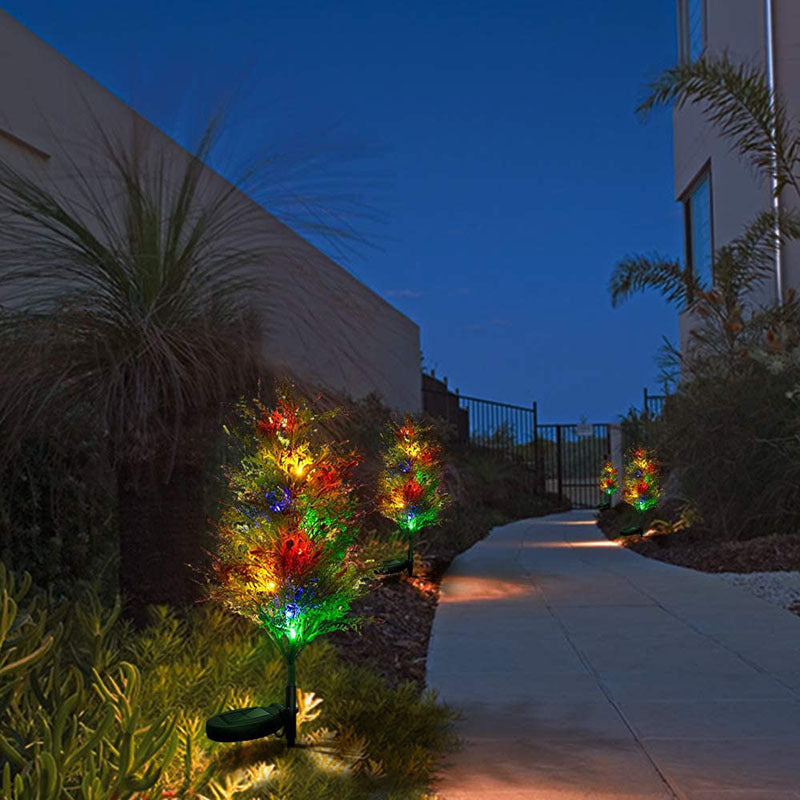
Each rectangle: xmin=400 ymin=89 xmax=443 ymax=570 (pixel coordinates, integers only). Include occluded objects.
xmin=427 ymin=510 xmax=800 ymax=800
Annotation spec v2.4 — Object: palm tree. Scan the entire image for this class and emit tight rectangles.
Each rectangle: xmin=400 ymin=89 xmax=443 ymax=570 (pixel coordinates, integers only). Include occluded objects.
xmin=610 ymin=53 xmax=800 ymax=369
xmin=0 ymin=115 xmax=364 ymax=621
xmin=611 ymin=210 xmax=800 ymax=368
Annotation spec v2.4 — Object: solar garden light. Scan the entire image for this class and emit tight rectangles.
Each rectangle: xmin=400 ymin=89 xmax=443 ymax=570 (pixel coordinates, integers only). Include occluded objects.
xmin=205 ymin=387 xmax=370 ymax=748
xmin=620 ymin=446 xmax=661 ymax=535
xmin=597 ymin=458 xmax=618 ymax=510
xmin=375 ymin=417 xmax=449 ymax=579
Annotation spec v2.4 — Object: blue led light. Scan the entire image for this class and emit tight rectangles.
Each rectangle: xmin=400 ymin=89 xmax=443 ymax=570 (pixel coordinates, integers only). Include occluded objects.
xmin=265 ymin=486 xmax=292 ymax=513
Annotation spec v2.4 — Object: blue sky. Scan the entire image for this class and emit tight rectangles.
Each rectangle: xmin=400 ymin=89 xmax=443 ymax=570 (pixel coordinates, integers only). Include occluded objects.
xmin=3 ymin=0 xmax=682 ymax=422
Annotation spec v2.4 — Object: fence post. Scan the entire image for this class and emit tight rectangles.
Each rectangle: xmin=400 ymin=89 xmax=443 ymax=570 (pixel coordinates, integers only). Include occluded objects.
xmin=532 ymin=401 xmax=540 ymax=493
xmin=556 ymin=424 xmax=563 ymax=502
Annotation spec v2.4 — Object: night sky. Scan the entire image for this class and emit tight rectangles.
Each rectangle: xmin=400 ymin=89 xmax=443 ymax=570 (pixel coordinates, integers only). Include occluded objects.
xmin=3 ymin=0 xmax=682 ymax=422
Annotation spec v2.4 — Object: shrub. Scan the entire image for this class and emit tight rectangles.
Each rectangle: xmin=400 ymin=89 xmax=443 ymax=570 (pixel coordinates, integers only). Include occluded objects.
xmin=656 ymin=358 xmax=800 ymax=540
xmin=0 ymin=563 xmax=456 ymax=800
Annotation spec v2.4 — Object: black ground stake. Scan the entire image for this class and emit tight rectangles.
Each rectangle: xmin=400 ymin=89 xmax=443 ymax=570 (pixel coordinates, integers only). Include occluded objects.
xmin=620 ymin=509 xmax=645 ymax=536
xmin=284 ymin=650 xmax=298 ymax=747
xmin=374 ymin=556 xmax=410 ymax=576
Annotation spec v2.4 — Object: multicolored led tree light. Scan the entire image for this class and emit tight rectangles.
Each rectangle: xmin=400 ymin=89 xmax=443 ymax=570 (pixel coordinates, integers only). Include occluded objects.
xmin=597 ymin=460 xmax=618 ymax=510
xmin=619 ymin=446 xmax=662 ymax=536
xmin=207 ymin=386 xmax=370 ymax=746
xmin=376 ymin=416 xmax=449 ymax=577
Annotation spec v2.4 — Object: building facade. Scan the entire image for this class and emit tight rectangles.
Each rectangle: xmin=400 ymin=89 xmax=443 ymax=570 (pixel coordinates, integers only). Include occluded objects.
xmin=673 ymin=0 xmax=800 ymax=353
xmin=0 ymin=9 xmax=421 ymax=411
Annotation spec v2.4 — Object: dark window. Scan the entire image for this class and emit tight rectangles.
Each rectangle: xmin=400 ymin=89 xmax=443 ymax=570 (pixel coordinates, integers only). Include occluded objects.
xmin=684 ymin=169 xmax=713 ymax=286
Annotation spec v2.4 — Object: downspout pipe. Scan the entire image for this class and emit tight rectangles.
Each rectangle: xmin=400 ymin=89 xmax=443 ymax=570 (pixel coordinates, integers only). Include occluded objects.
xmin=766 ymin=0 xmax=784 ymax=304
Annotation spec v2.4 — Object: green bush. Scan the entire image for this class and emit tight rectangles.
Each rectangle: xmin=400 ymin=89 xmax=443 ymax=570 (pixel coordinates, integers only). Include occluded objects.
xmin=0 ymin=563 xmax=456 ymax=800
xmin=655 ymin=358 xmax=800 ymax=540
xmin=0 ymin=427 xmax=117 ymax=599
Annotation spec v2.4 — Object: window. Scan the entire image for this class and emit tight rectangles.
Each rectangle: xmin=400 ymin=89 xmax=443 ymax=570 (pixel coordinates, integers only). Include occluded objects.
xmin=678 ymin=0 xmax=706 ymax=63
xmin=684 ymin=169 xmax=713 ymax=286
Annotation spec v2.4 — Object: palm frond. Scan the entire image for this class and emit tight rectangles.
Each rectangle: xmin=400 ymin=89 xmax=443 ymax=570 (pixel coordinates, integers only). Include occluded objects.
xmin=609 ymin=254 xmax=700 ymax=309
xmin=638 ymin=55 xmax=800 ymax=198
xmin=712 ymin=208 xmax=800 ymax=304
xmin=0 ymin=116 xmax=270 ymax=466
xmin=655 ymin=336 xmax=681 ymax=392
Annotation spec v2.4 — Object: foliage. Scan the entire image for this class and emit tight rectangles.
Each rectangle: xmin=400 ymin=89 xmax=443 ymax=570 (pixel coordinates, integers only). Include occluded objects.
xmin=472 ymin=420 xmax=517 ymax=451
xmin=637 ymin=54 xmax=800 ymax=198
xmin=0 ymin=564 xmax=178 ymax=800
xmin=656 ymin=357 xmax=800 ymax=540
xmin=618 ymin=406 xmax=659 ymax=455
xmin=609 ymin=253 xmax=700 ymax=309
xmin=648 ymin=503 xmax=703 ymax=537
xmin=209 ymin=386 xmax=372 ymax=658
xmin=622 ymin=447 xmax=661 ymax=513
xmin=611 ymin=53 xmax=800 ymax=379
xmin=0 ymin=117 xmax=270 ymax=470
xmin=0 ymin=112 xmax=378 ymax=611
xmin=1 ymin=563 xmax=456 ymax=800
xmin=604 ymin=51 xmax=800 ymax=542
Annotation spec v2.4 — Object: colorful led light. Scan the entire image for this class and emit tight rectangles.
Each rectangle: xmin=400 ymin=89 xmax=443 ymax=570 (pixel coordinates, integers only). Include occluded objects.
xmin=376 ymin=416 xmax=449 ymax=569
xmin=599 ymin=461 xmax=618 ymax=496
xmin=209 ymin=385 xmax=370 ymax=656
xmin=622 ymin=447 xmax=661 ymax=512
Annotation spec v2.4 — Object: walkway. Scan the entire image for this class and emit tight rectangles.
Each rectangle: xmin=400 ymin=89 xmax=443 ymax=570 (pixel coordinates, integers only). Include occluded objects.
xmin=427 ymin=510 xmax=800 ymax=800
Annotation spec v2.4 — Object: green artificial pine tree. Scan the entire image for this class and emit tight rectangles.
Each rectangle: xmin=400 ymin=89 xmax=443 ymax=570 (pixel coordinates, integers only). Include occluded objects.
xmin=207 ymin=386 xmax=370 ymax=745
xmin=376 ymin=416 xmax=449 ymax=577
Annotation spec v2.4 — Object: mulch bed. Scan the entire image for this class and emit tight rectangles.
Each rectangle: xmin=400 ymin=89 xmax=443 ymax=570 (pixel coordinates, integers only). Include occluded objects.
xmin=620 ymin=530 xmax=800 ymax=573
xmin=329 ymin=539 xmax=463 ymax=691
xmin=596 ymin=504 xmax=800 ymax=573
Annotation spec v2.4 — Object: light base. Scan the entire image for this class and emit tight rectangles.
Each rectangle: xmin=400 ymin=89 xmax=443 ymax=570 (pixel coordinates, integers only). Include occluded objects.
xmin=375 ymin=557 xmax=411 ymax=575
xmin=205 ymin=703 xmax=287 ymax=742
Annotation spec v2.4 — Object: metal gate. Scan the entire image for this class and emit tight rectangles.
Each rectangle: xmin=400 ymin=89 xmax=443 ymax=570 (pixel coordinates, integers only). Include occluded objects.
xmin=532 ymin=422 xmax=611 ymax=508
xmin=421 ymin=379 xmax=612 ymax=508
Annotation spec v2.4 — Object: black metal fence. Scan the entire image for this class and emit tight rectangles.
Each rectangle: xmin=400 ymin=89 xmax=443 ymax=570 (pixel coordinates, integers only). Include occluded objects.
xmin=421 ymin=379 xmax=669 ymax=508
xmin=643 ymin=388 xmax=666 ymax=418
xmin=422 ymin=381 xmax=611 ymax=508
xmin=534 ymin=423 xmax=611 ymax=508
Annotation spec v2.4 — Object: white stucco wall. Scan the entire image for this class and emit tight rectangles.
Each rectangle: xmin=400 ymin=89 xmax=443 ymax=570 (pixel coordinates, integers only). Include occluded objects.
xmin=0 ymin=9 xmax=421 ymax=411
xmin=673 ymin=0 xmax=771 ymax=269
xmin=672 ymin=0 xmax=800 ymax=352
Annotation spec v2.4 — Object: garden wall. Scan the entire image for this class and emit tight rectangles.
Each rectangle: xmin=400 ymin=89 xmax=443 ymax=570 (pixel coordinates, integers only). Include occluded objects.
xmin=0 ymin=9 xmax=421 ymax=412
